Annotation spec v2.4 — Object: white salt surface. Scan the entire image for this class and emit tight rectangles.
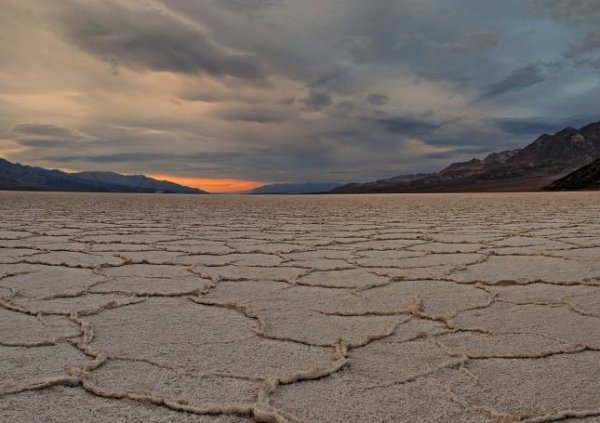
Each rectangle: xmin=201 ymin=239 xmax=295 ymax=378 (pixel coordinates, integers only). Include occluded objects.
xmin=0 ymin=191 xmax=599 ymax=422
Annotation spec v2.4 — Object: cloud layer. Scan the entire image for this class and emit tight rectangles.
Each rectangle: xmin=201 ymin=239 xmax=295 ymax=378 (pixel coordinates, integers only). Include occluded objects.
xmin=1 ymin=0 xmax=599 ymax=187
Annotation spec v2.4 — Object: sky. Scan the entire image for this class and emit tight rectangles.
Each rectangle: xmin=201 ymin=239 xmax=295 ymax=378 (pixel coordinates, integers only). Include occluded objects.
xmin=1 ymin=0 xmax=600 ymax=192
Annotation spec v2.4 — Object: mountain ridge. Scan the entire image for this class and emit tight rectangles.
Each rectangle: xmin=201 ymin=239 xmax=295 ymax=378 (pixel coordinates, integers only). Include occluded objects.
xmin=0 ymin=159 xmax=206 ymax=193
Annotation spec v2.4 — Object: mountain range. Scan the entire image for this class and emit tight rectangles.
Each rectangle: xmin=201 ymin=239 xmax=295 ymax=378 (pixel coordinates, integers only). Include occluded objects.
xmin=332 ymin=121 xmax=600 ymax=193
xmin=0 ymin=159 xmax=205 ymax=193
xmin=247 ymin=182 xmax=341 ymax=194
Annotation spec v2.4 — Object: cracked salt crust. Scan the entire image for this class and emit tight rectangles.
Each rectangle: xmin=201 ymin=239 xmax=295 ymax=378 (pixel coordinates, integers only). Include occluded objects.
xmin=0 ymin=191 xmax=599 ymax=422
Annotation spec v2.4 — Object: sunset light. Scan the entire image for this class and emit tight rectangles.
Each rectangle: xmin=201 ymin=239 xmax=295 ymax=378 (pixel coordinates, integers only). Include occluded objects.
xmin=149 ymin=174 xmax=264 ymax=193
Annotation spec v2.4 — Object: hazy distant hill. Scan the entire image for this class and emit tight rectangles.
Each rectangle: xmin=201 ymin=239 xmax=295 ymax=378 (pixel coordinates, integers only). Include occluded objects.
xmin=332 ymin=121 xmax=600 ymax=193
xmin=544 ymin=159 xmax=600 ymax=191
xmin=248 ymin=182 xmax=341 ymax=194
xmin=0 ymin=158 xmax=206 ymax=193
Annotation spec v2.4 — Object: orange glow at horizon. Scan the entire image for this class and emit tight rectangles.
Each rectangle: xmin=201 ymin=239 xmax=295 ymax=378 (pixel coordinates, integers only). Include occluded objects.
xmin=149 ymin=174 xmax=264 ymax=193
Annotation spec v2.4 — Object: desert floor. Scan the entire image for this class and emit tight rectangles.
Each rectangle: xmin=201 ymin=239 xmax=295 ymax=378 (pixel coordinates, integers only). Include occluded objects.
xmin=1 ymin=192 xmax=599 ymax=423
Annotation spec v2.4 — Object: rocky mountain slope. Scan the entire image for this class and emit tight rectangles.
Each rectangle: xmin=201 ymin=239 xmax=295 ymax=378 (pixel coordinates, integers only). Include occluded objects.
xmin=544 ymin=159 xmax=600 ymax=191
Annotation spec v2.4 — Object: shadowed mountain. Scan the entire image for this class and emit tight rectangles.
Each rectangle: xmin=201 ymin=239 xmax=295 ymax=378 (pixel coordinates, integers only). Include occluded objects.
xmin=544 ymin=159 xmax=600 ymax=191
xmin=332 ymin=121 xmax=600 ymax=193
xmin=0 ymin=159 xmax=206 ymax=193
xmin=73 ymin=171 xmax=205 ymax=194
xmin=247 ymin=182 xmax=341 ymax=194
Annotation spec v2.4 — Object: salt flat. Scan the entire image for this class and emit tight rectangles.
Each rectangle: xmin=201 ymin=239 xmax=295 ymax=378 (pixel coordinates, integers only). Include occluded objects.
xmin=1 ymin=191 xmax=599 ymax=423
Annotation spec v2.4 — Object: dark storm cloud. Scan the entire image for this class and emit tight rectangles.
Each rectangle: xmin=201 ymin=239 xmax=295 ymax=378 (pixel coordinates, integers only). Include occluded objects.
xmin=56 ymin=0 xmax=266 ymax=80
xmin=479 ymin=64 xmax=547 ymax=100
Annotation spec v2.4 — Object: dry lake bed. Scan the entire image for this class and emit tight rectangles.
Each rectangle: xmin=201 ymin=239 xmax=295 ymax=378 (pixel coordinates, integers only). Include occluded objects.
xmin=1 ymin=191 xmax=599 ymax=423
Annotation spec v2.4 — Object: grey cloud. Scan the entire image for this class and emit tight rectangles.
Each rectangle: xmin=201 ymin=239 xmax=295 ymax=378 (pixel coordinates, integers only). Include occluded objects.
xmin=12 ymin=122 xmax=81 ymax=137
xmin=216 ymin=106 xmax=291 ymax=123
xmin=300 ymin=90 xmax=332 ymax=112
xmin=56 ymin=0 xmax=266 ymax=80
xmin=479 ymin=64 xmax=547 ymax=100
xmin=45 ymin=152 xmax=244 ymax=164
xmin=215 ymin=0 xmax=281 ymax=14
xmin=536 ymin=0 xmax=600 ymax=66
xmin=375 ymin=115 xmax=441 ymax=136
xmin=492 ymin=118 xmax=560 ymax=135
xmin=366 ymin=93 xmax=389 ymax=106
xmin=9 ymin=122 xmax=93 ymax=148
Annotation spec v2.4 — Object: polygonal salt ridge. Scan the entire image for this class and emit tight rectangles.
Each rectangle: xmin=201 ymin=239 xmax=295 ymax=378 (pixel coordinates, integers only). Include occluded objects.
xmin=225 ymin=241 xmax=306 ymax=254
xmin=92 ymin=359 xmax=259 ymax=407
xmin=549 ymin=246 xmax=600 ymax=260
xmin=0 ymin=387 xmax=252 ymax=422
xmin=100 ymin=263 xmax=194 ymax=278
xmin=490 ymin=283 xmax=597 ymax=305
xmin=0 ymin=265 xmax=106 ymax=299
xmin=563 ymin=289 xmax=600 ymax=318
xmin=434 ymin=331 xmax=583 ymax=359
xmin=281 ymin=258 xmax=355 ymax=271
xmin=354 ymin=253 xmax=486 ymax=270
xmin=368 ymin=265 xmax=460 ymax=280
xmin=449 ymin=254 xmax=600 ymax=285
xmin=450 ymin=302 xmax=600 ymax=349
xmin=76 ymin=233 xmax=185 ymax=244
xmin=296 ymin=268 xmax=390 ymax=289
xmin=0 ymin=307 xmax=79 ymax=346
xmin=10 ymin=293 xmax=145 ymax=316
xmin=0 ymin=247 xmax=42 ymax=264
xmin=157 ymin=240 xmax=235 ymax=255
xmin=426 ymin=233 xmax=507 ymax=244
xmin=199 ymin=280 xmax=406 ymax=347
xmin=349 ymin=239 xmax=423 ymax=251
xmin=90 ymin=243 xmax=172 ymax=252
xmin=177 ymin=253 xmax=282 ymax=267
xmin=489 ymin=235 xmax=567 ymax=247
xmin=0 ymin=230 xmax=34 ymax=239
xmin=406 ymin=242 xmax=484 ymax=253
xmin=99 ymin=250 xmax=184 ymax=265
xmin=554 ymin=236 xmax=600 ymax=247
xmin=0 ymin=343 xmax=87 ymax=391
xmin=448 ymin=352 xmax=600 ymax=421
xmin=19 ymin=251 xmax=125 ymax=268
xmin=192 ymin=265 xmax=307 ymax=283
xmin=318 ymin=280 xmax=492 ymax=319
xmin=87 ymin=297 xmax=334 ymax=379
xmin=271 ymin=366 xmax=488 ymax=423
xmin=283 ymin=249 xmax=351 ymax=261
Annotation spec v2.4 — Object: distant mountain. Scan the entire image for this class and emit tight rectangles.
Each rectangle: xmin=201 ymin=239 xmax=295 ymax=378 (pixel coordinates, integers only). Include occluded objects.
xmin=544 ymin=159 xmax=600 ymax=191
xmin=332 ymin=121 xmax=600 ymax=193
xmin=74 ymin=171 xmax=204 ymax=194
xmin=0 ymin=158 xmax=206 ymax=193
xmin=247 ymin=182 xmax=341 ymax=194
